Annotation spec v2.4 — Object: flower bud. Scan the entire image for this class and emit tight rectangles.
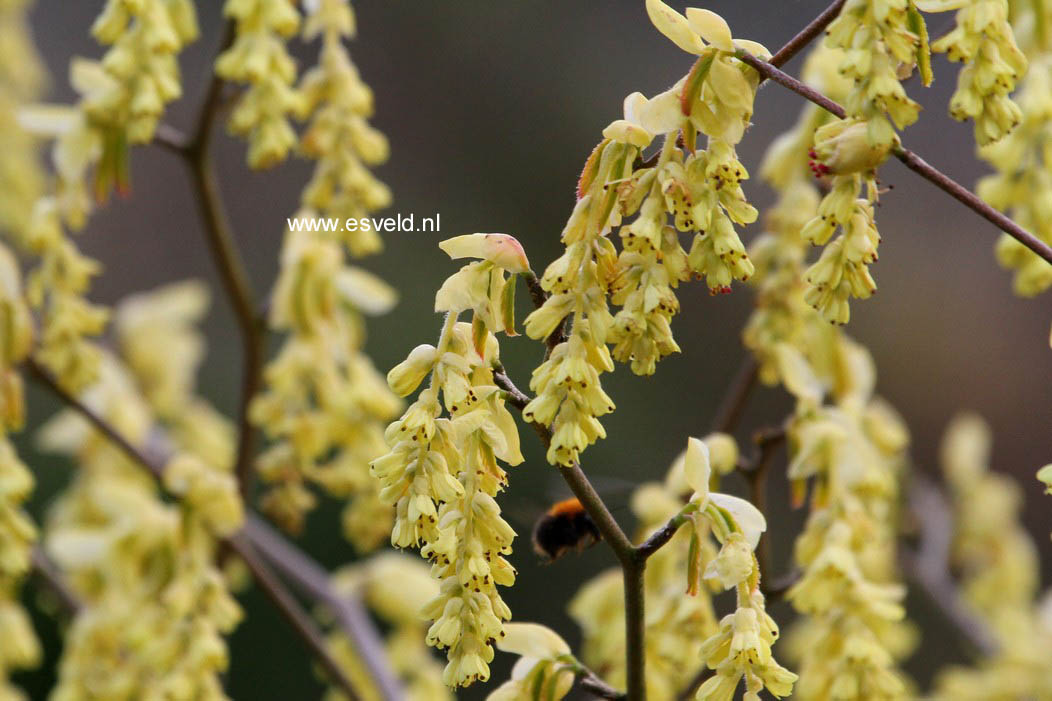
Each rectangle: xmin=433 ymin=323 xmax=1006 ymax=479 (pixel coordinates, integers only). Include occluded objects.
xmin=387 ymin=344 xmax=438 ymax=397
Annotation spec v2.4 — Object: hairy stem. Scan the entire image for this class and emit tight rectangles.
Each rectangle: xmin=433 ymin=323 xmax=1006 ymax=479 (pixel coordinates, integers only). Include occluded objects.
xmin=736 ymin=49 xmax=1052 ymax=266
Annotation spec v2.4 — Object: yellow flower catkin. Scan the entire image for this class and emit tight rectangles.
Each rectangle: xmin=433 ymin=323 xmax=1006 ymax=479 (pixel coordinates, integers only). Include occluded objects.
xmin=252 ymin=0 xmax=401 ymax=549
xmin=372 ymin=237 xmax=526 ymax=688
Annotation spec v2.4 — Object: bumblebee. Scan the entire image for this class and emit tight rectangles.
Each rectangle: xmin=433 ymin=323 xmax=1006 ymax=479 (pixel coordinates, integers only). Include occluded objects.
xmin=531 ymin=497 xmax=602 ymax=562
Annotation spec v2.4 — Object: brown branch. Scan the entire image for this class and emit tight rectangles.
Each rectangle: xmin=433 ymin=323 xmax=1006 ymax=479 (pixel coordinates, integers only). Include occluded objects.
xmin=30 ymin=547 xmax=80 ymax=615
xmin=577 ymin=669 xmax=626 ymax=700
xmin=900 ymin=474 xmax=998 ymax=656
xmin=489 ymin=366 xmax=643 ymax=696
xmin=158 ymin=22 xmax=266 ymax=501
xmin=190 ymin=23 xmax=264 ymax=500
xmin=635 ymin=502 xmax=699 ymax=560
xmin=242 ymin=515 xmax=404 ymax=700
xmin=741 ymin=427 xmax=785 ymax=594
xmin=23 ymin=358 xmax=400 ymax=700
xmin=736 ymin=50 xmax=1052 ymax=267
xmin=768 ymin=0 xmax=847 ymax=69
xmin=230 ymin=534 xmax=362 ymax=700
xmin=711 ymin=358 xmax=759 ymax=434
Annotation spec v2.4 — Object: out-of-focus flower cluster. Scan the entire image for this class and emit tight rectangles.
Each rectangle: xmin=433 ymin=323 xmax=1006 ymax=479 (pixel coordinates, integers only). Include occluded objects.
xmin=0 ymin=241 xmax=40 ymax=698
xmin=41 ymin=283 xmax=244 ymax=701
xmin=371 ymin=234 xmax=527 ymax=687
xmin=15 ymin=0 xmax=200 ymax=395
xmin=216 ymin=0 xmax=301 ymax=169
xmin=748 ymin=51 xmax=917 ymax=698
xmin=975 ymin=3 xmax=1052 ymax=304
xmin=827 ymin=0 xmax=922 ymax=147
xmin=930 ymin=414 xmax=1052 ymax=699
xmin=251 ymin=0 xmax=401 ymax=549
xmin=921 ymin=0 xmax=1026 ymax=145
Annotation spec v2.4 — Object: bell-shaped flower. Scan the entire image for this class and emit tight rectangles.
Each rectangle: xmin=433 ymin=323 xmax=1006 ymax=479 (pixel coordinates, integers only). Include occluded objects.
xmin=387 ymin=344 xmax=438 ymax=397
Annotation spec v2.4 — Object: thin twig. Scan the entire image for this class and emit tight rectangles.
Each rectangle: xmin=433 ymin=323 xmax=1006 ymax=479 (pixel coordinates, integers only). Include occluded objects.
xmin=163 ymin=21 xmax=266 ymax=501
xmin=489 ymin=366 xmax=642 ymax=696
xmin=741 ymin=428 xmax=786 ymax=594
xmin=30 ymin=547 xmax=81 ymax=614
xmin=711 ymin=358 xmax=759 ymax=434
xmin=24 ymin=358 xmax=399 ymax=700
xmin=243 ymin=515 xmax=405 ymax=699
xmin=735 ymin=50 xmax=1052 ymax=267
xmin=768 ymin=0 xmax=847 ymax=68
xmin=577 ymin=669 xmax=626 ymax=700
xmin=636 ymin=502 xmax=699 ymax=560
xmin=230 ymin=534 xmax=362 ymax=701
xmin=900 ymin=474 xmax=998 ymax=656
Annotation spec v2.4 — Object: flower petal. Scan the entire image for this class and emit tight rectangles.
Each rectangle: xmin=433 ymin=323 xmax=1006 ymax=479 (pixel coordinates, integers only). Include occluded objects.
xmin=637 ymin=85 xmax=684 ymax=135
xmin=439 ymin=233 xmax=531 ymax=274
xmin=774 ymin=343 xmax=823 ymax=406
xmin=336 ymin=267 xmax=398 ymax=315
xmin=646 ymin=0 xmax=706 ymax=54
xmin=709 ymin=492 xmax=766 ymax=550
xmin=497 ymin=623 xmax=571 ymax=659
xmin=914 ymin=0 xmax=968 ymax=10
xmin=683 ymin=437 xmax=711 ymax=499
xmin=686 ymin=8 xmax=734 ymax=52
xmin=602 ymin=119 xmax=653 ymax=148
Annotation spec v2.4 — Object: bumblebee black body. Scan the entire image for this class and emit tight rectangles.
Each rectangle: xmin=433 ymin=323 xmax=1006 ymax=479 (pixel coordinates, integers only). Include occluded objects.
xmin=531 ymin=498 xmax=602 ymax=562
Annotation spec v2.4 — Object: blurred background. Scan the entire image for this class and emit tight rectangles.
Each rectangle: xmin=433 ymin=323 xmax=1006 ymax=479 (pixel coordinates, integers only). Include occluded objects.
xmin=14 ymin=0 xmax=1052 ymax=698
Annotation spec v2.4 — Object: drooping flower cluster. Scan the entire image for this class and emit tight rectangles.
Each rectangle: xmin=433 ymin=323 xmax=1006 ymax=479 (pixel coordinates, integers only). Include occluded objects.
xmin=939 ymin=414 xmax=1038 ymax=632
xmin=0 ymin=0 xmax=45 ymax=241
xmin=929 ymin=415 xmax=1052 ymax=699
xmin=750 ymin=60 xmax=915 ymax=698
xmin=977 ymin=54 xmax=1052 ymax=297
xmin=297 ymin=0 xmax=392 ymax=256
xmin=252 ymin=0 xmax=401 ymax=549
xmin=777 ymin=341 xmax=915 ymax=700
xmin=371 ymin=234 xmax=528 ymax=687
xmin=524 ymin=0 xmax=767 ymax=464
xmin=82 ymin=0 xmax=198 ymax=145
xmin=216 ymin=0 xmax=302 ymax=169
xmin=0 ymin=4 xmax=45 ymax=696
xmin=14 ymin=0 xmax=199 ymax=393
xmin=826 ymin=0 xmax=923 ymax=147
xmin=921 ymin=0 xmax=1026 ymax=145
xmin=42 ymin=316 xmax=243 ymax=701
xmin=799 ymin=126 xmax=885 ymax=325
xmin=0 ymin=243 xmax=40 ymax=700
xmin=327 ymin=553 xmax=450 ymax=701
